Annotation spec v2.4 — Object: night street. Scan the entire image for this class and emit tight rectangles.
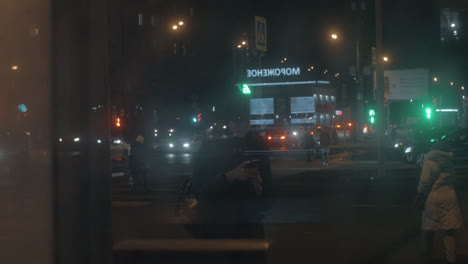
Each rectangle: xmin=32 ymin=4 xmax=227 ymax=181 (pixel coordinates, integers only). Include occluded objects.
xmin=4 ymin=2 xmax=468 ymax=264
xmin=112 ymin=147 xmax=468 ymax=263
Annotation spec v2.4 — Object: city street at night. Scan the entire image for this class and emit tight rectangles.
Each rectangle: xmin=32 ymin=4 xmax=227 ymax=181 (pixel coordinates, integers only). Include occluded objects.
xmin=112 ymin=147 xmax=468 ymax=263
xmin=3 ymin=1 xmax=468 ymax=264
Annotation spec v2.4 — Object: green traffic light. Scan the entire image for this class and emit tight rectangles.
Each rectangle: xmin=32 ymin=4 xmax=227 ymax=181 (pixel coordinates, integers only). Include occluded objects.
xmin=192 ymin=117 xmax=197 ymax=123
xmin=425 ymin=108 xmax=432 ymax=119
xmin=242 ymin=84 xmax=251 ymax=94
xmin=368 ymin=109 xmax=376 ymax=124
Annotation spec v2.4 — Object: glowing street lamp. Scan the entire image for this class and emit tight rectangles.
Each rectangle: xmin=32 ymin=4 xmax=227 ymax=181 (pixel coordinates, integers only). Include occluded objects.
xmin=178 ymin=21 xmax=184 ymax=26
xmin=331 ymin=34 xmax=338 ymax=39
xmin=433 ymin=77 xmax=438 ymax=82
xmin=383 ymin=56 xmax=389 ymax=62
xmin=11 ymin=65 xmax=19 ymax=71
xmin=172 ymin=25 xmax=178 ymax=30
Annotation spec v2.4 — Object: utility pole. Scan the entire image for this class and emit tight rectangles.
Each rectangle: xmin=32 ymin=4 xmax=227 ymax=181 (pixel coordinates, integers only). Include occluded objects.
xmin=352 ymin=0 xmax=366 ymax=140
xmin=356 ymin=39 xmax=364 ymax=140
xmin=375 ymin=0 xmax=385 ymax=178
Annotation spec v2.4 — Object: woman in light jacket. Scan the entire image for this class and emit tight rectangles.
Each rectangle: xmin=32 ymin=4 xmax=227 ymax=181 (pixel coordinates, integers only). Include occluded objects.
xmin=418 ymin=142 xmax=463 ymax=264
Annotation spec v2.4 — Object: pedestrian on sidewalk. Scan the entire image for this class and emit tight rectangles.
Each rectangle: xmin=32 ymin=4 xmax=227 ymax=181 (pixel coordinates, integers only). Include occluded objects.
xmin=130 ymin=135 xmax=149 ymax=192
xmin=304 ymin=130 xmax=316 ymax=162
xmin=417 ymin=142 xmax=463 ymax=264
xmin=319 ymin=127 xmax=331 ymax=166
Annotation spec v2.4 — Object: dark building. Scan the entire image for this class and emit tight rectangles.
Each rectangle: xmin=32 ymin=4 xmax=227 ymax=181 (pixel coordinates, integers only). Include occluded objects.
xmin=108 ymin=0 xmax=201 ymax=139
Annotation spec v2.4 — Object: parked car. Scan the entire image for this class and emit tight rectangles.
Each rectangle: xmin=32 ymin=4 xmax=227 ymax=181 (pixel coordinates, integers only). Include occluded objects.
xmin=110 ymin=138 xmax=131 ymax=175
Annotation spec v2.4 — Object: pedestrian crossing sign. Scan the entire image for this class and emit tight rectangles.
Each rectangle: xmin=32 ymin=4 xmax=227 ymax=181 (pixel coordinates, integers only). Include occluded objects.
xmin=255 ymin=16 xmax=267 ymax=52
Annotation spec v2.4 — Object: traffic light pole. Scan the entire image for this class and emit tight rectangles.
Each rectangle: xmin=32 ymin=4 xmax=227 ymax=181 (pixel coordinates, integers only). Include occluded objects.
xmin=356 ymin=39 xmax=364 ymax=141
xmin=375 ymin=0 xmax=385 ymax=178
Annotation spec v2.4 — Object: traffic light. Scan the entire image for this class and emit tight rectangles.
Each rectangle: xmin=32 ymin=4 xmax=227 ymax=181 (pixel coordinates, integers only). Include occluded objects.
xmin=197 ymin=113 xmax=202 ymax=122
xmin=425 ymin=108 xmax=432 ymax=119
xmin=192 ymin=117 xmax=197 ymax=123
xmin=242 ymin=84 xmax=251 ymax=94
xmin=237 ymin=83 xmax=251 ymax=94
xmin=368 ymin=109 xmax=376 ymax=124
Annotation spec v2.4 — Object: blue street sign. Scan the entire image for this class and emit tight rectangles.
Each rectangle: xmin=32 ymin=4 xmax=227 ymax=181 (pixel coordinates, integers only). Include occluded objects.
xmin=255 ymin=16 xmax=267 ymax=52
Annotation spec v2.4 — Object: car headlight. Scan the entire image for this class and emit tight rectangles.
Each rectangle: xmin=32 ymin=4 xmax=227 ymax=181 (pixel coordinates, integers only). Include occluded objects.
xmin=97 ymin=139 xmax=102 ymax=144
xmin=113 ymin=139 xmax=121 ymax=144
xmin=183 ymin=143 xmax=190 ymax=148
xmin=405 ymin=147 xmax=412 ymax=153
xmin=169 ymin=143 xmax=174 ymax=148
xmin=74 ymin=137 xmax=80 ymax=142
xmin=292 ymin=131 xmax=298 ymax=136
xmin=394 ymin=143 xmax=399 ymax=148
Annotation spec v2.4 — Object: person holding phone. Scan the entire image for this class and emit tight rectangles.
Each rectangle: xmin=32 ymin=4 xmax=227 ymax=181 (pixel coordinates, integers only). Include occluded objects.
xmin=190 ymin=112 xmax=273 ymax=239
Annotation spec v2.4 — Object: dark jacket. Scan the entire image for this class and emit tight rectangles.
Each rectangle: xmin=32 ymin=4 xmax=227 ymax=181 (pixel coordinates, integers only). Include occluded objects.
xmin=191 ymin=131 xmax=273 ymax=225
xmin=304 ymin=133 xmax=316 ymax=149
xmin=319 ymin=131 xmax=331 ymax=148
xmin=130 ymin=142 xmax=147 ymax=171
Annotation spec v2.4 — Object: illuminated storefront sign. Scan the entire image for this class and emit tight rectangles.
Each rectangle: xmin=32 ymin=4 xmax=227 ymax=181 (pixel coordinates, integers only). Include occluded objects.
xmin=246 ymin=67 xmax=301 ymax=78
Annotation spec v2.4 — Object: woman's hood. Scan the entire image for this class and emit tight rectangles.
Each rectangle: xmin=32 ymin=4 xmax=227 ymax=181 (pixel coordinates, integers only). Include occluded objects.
xmin=427 ymin=150 xmax=453 ymax=161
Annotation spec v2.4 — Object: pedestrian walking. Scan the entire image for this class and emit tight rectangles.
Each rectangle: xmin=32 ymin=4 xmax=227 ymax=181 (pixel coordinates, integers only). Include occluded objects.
xmin=417 ymin=142 xmax=463 ymax=264
xmin=304 ymin=130 xmax=316 ymax=162
xmin=130 ymin=135 xmax=149 ymax=192
xmin=319 ymin=128 xmax=331 ymax=166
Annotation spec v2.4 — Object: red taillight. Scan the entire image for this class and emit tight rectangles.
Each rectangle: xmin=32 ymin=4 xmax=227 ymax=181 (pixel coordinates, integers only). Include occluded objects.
xmin=310 ymin=131 xmax=314 ymax=135
xmin=112 ymin=157 xmax=124 ymax=161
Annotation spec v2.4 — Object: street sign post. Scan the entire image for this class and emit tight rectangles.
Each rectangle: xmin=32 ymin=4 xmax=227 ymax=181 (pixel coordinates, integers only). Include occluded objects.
xmin=255 ymin=16 xmax=267 ymax=52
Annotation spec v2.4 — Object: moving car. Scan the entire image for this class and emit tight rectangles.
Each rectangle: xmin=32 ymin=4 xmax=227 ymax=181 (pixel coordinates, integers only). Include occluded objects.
xmin=158 ymin=133 xmax=201 ymax=153
xmin=265 ymin=130 xmax=289 ymax=148
xmin=404 ymin=128 xmax=468 ymax=167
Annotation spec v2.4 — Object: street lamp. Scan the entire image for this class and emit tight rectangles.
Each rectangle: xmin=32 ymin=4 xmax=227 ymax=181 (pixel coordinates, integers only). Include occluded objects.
xmin=237 ymin=44 xmax=242 ymax=48
xmin=241 ymin=41 xmax=247 ymax=45
xmin=450 ymin=82 xmax=454 ymax=86
xmin=178 ymin=21 xmax=184 ymax=26
xmin=172 ymin=25 xmax=178 ymax=30
xmin=462 ymin=86 xmax=465 ymax=91
xmin=451 ymin=23 xmax=456 ymax=28
xmin=331 ymin=34 xmax=338 ymax=39
xmin=11 ymin=65 xmax=19 ymax=71
xmin=383 ymin=56 xmax=389 ymax=62
xmin=433 ymin=77 xmax=438 ymax=82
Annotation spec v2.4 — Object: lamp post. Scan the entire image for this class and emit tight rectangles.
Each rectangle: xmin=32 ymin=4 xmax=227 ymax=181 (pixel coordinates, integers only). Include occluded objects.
xmin=330 ymin=34 xmax=363 ymax=140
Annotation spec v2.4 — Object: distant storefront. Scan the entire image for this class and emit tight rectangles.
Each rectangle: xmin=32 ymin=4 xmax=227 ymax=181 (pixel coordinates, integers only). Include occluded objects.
xmin=240 ymin=66 xmax=337 ymax=128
